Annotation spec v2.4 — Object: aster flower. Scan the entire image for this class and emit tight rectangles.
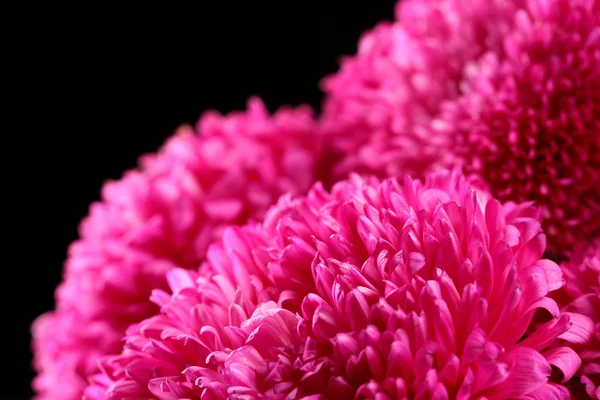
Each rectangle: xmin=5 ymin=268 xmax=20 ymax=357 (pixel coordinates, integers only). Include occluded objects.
xmin=31 ymin=98 xmax=325 ymax=400
xmin=433 ymin=0 xmax=600 ymax=253
xmin=320 ymin=0 xmax=516 ymax=179
xmin=87 ymin=170 xmax=594 ymax=399
xmin=322 ymin=0 xmax=600 ymax=253
xmin=552 ymin=239 xmax=600 ymax=397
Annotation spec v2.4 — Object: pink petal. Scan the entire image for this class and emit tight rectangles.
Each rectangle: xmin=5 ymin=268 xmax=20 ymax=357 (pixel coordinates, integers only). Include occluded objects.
xmin=203 ymin=198 xmax=244 ymax=220
xmin=558 ymin=312 xmax=595 ymax=344
xmin=409 ymin=251 xmax=427 ymax=273
xmin=387 ymin=340 xmax=415 ymax=383
xmin=503 ymin=224 xmax=521 ymax=247
xmin=541 ymin=347 xmax=582 ymax=383
xmin=165 ymin=268 xmax=197 ymax=292
xmin=485 ymin=199 xmax=506 ymax=247
xmin=515 ymin=233 xmax=547 ymax=270
xmin=564 ymin=294 xmax=600 ymax=322
xmin=486 ymin=347 xmax=551 ymax=399
xmin=521 ymin=383 xmax=570 ymax=400
xmin=531 ymin=259 xmax=563 ymax=292
xmin=518 ymin=314 xmax=570 ymax=351
xmin=462 ymin=328 xmax=487 ymax=365
xmin=345 ymin=289 xmax=370 ymax=331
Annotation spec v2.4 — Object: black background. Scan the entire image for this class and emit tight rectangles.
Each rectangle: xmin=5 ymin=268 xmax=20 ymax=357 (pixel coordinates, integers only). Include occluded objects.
xmin=10 ymin=3 xmax=397 ymax=397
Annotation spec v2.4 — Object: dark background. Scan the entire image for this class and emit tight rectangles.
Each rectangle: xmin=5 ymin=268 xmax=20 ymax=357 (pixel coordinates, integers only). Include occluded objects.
xmin=10 ymin=3 xmax=396 ymax=397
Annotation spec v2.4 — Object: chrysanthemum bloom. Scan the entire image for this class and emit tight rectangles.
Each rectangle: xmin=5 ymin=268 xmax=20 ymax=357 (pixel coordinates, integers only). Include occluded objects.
xmin=432 ymin=0 xmax=600 ymax=253
xmin=320 ymin=0 xmax=516 ymax=179
xmin=552 ymin=239 xmax=600 ymax=397
xmin=322 ymin=0 xmax=600 ymax=253
xmin=31 ymin=98 xmax=326 ymax=400
xmin=87 ymin=170 xmax=594 ymax=399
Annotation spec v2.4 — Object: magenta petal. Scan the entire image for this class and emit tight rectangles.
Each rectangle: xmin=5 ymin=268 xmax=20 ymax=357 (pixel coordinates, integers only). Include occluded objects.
xmin=518 ymin=314 xmax=570 ymax=351
xmin=147 ymin=377 xmax=190 ymax=400
xmin=532 ymin=259 xmax=563 ymax=292
xmin=487 ymin=347 xmax=551 ymax=399
xmin=515 ymin=233 xmax=546 ymax=270
xmin=503 ymin=224 xmax=521 ymax=247
xmin=558 ymin=312 xmax=595 ymax=345
xmin=520 ymin=383 xmax=570 ymax=400
xmin=564 ymin=294 xmax=600 ymax=323
xmin=542 ymin=347 xmax=582 ymax=383
xmin=462 ymin=328 xmax=487 ymax=365
xmin=485 ymin=199 xmax=506 ymax=246
xmin=165 ymin=268 xmax=197 ymax=292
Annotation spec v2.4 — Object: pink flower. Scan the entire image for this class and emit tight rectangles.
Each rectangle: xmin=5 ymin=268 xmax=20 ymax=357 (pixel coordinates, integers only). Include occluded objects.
xmin=552 ymin=239 xmax=600 ymax=397
xmin=87 ymin=170 xmax=593 ymax=399
xmin=320 ymin=0 xmax=516 ymax=179
xmin=322 ymin=0 xmax=600 ymax=253
xmin=31 ymin=98 xmax=325 ymax=400
xmin=433 ymin=0 xmax=600 ymax=254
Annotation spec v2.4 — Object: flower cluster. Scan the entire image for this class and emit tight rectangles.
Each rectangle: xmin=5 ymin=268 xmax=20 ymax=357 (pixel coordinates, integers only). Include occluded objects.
xmin=32 ymin=1 xmax=600 ymax=399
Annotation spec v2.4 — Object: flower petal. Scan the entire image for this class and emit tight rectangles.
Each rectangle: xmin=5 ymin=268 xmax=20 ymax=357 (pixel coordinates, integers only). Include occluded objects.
xmin=486 ymin=347 xmax=551 ymax=399
xmin=558 ymin=312 xmax=595 ymax=345
xmin=542 ymin=347 xmax=582 ymax=383
xmin=520 ymin=383 xmax=570 ymax=400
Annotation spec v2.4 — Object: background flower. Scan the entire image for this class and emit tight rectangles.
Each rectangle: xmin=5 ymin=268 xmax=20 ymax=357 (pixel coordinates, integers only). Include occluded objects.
xmin=434 ymin=0 xmax=600 ymax=254
xmin=321 ymin=0 xmax=600 ymax=254
xmin=320 ymin=0 xmax=516 ymax=179
xmin=31 ymin=98 xmax=326 ymax=400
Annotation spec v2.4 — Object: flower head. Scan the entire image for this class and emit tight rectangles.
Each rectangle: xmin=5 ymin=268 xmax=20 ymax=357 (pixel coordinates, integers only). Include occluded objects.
xmin=322 ymin=0 xmax=600 ymax=253
xmin=31 ymin=98 xmax=325 ymax=400
xmin=320 ymin=0 xmax=516 ymax=179
xmin=434 ymin=0 xmax=600 ymax=253
xmin=87 ymin=169 xmax=593 ymax=399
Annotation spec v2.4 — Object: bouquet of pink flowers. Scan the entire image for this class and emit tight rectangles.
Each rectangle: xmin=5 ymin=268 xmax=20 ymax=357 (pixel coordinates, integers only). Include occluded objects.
xmin=33 ymin=1 xmax=599 ymax=399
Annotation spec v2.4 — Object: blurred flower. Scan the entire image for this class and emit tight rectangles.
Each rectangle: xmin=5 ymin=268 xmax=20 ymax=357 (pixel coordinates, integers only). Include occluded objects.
xmin=320 ymin=0 xmax=516 ymax=179
xmin=322 ymin=0 xmax=600 ymax=253
xmin=31 ymin=98 xmax=326 ymax=400
xmin=435 ymin=0 xmax=600 ymax=253
xmin=87 ymin=169 xmax=593 ymax=399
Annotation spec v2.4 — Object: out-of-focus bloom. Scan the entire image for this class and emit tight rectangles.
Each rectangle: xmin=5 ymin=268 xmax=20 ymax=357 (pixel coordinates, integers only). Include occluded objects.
xmin=320 ymin=0 xmax=516 ymax=179
xmin=552 ymin=239 xmax=600 ymax=397
xmin=31 ymin=98 xmax=326 ymax=400
xmin=435 ymin=0 xmax=600 ymax=253
xmin=87 ymin=170 xmax=594 ymax=399
xmin=322 ymin=0 xmax=600 ymax=253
